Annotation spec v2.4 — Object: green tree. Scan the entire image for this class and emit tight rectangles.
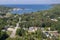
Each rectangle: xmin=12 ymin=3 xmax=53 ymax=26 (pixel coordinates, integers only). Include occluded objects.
xmin=0 ymin=31 xmax=9 ymax=40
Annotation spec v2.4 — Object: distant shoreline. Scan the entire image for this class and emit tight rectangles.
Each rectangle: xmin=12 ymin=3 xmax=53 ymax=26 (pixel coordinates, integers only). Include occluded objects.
xmin=0 ymin=5 xmax=53 ymax=14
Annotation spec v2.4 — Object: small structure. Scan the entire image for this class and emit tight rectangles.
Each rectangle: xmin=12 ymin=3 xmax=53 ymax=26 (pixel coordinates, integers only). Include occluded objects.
xmin=28 ymin=27 xmax=38 ymax=32
xmin=41 ymin=27 xmax=44 ymax=31
xmin=2 ymin=30 xmax=6 ymax=32
xmin=51 ymin=19 xmax=58 ymax=22
xmin=58 ymin=17 xmax=60 ymax=18
xmin=7 ymin=28 xmax=14 ymax=31
xmin=42 ymin=30 xmax=59 ymax=38
xmin=13 ymin=8 xmax=23 ymax=11
xmin=50 ymin=31 xmax=59 ymax=37
xmin=23 ymin=28 xmax=28 ymax=30
xmin=4 ymin=12 xmax=12 ymax=18
xmin=0 ymin=15 xmax=4 ymax=18
xmin=48 ymin=27 xmax=51 ymax=31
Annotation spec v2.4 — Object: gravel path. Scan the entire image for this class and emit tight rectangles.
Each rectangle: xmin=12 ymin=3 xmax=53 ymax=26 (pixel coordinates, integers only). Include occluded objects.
xmin=10 ymin=23 xmax=19 ymax=38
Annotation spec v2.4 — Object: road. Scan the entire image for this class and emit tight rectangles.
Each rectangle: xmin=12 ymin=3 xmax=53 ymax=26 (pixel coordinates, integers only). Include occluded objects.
xmin=10 ymin=18 xmax=26 ymax=38
xmin=10 ymin=22 xmax=19 ymax=38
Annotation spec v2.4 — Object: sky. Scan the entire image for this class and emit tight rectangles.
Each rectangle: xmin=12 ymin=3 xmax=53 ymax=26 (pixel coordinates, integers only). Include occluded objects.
xmin=0 ymin=0 xmax=60 ymax=4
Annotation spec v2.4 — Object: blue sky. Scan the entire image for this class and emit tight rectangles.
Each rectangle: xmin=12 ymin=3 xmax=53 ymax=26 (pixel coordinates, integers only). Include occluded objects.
xmin=0 ymin=0 xmax=60 ymax=4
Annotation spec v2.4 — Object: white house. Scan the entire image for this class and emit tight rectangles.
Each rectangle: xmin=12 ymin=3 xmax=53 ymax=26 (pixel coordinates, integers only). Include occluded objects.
xmin=51 ymin=19 xmax=58 ymax=22
xmin=28 ymin=27 xmax=38 ymax=32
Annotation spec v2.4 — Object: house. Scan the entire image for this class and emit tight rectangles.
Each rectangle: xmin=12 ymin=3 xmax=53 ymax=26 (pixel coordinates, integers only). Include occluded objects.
xmin=42 ymin=30 xmax=59 ymax=38
xmin=28 ymin=27 xmax=38 ymax=32
xmin=51 ymin=19 xmax=58 ymax=22
xmin=50 ymin=31 xmax=59 ymax=37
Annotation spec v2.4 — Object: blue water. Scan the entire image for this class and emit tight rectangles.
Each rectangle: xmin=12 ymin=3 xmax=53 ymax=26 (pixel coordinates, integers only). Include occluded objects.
xmin=3 ymin=4 xmax=53 ymax=14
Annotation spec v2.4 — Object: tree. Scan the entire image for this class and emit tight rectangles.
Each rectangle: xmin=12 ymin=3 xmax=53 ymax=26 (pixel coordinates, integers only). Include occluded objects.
xmin=16 ymin=28 xmax=26 ymax=36
xmin=0 ymin=31 xmax=9 ymax=40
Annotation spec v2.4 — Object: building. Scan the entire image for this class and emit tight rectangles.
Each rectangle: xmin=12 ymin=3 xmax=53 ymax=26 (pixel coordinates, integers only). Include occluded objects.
xmin=28 ymin=27 xmax=38 ymax=32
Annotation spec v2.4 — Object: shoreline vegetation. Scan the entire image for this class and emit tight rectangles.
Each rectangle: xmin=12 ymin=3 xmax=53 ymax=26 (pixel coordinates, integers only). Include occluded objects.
xmin=0 ymin=4 xmax=60 ymax=40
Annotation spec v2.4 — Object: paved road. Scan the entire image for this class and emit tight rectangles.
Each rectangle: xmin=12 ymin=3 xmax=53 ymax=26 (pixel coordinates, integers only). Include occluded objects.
xmin=10 ymin=23 xmax=19 ymax=38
